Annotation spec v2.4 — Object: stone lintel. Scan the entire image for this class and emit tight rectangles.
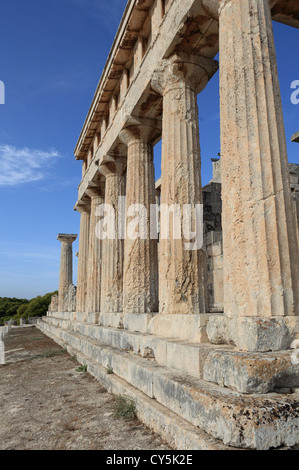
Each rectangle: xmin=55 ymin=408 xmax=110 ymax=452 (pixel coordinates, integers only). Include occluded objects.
xmin=57 ymin=234 xmax=77 ymax=244
xmin=207 ymin=315 xmax=299 ymax=352
xmin=291 ymin=132 xmax=299 ymax=143
xmin=272 ymin=0 xmax=299 ymax=29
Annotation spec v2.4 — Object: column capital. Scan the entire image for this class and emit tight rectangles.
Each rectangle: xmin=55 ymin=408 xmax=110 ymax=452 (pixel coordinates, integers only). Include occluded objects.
xmin=151 ymin=52 xmax=218 ymax=95
xmin=119 ymin=118 xmax=161 ymax=146
xmin=99 ymin=156 xmax=126 ymax=178
xmin=74 ymin=201 xmax=91 ymax=214
xmin=85 ymin=182 xmax=104 ymax=199
xmin=57 ymin=234 xmax=77 ymax=244
xmin=291 ymin=132 xmax=299 ymax=143
xmin=202 ymin=0 xmax=279 ymax=19
xmin=201 ymin=0 xmax=220 ymax=19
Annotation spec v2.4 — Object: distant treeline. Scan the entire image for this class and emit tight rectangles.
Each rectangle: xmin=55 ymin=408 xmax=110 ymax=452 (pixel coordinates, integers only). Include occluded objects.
xmin=0 ymin=292 xmax=58 ymax=325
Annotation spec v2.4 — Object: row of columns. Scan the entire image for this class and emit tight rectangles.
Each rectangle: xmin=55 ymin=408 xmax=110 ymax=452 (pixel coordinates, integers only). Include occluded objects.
xmin=75 ymin=53 xmax=218 ymax=317
xmin=60 ymin=0 xmax=298 ymax=351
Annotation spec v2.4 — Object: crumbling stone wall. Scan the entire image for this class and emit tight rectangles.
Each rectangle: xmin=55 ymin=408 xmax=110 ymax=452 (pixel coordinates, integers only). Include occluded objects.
xmin=48 ymin=294 xmax=58 ymax=313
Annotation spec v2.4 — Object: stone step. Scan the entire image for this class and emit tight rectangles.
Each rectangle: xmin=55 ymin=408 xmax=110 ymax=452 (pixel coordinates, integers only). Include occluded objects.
xmin=44 ymin=316 xmax=73 ymax=330
xmin=42 ymin=315 xmax=232 ymax=379
xmin=47 ymin=311 xmax=74 ymax=321
xmin=203 ymin=349 xmax=299 ymax=394
xmin=37 ymin=320 xmax=232 ymax=451
xmin=47 ymin=311 xmax=213 ymax=343
xmin=37 ymin=318 xmax=299 ymax=450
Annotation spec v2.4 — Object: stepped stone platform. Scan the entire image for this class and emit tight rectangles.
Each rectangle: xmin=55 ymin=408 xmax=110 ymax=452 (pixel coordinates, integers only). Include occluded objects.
xmin=37 ymin=312 xmax=299 ymax=451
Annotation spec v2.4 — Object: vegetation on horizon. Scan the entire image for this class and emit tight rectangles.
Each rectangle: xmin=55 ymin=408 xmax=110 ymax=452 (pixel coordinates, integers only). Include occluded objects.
xmin=0 ymin=291 xmax=58 ymax=325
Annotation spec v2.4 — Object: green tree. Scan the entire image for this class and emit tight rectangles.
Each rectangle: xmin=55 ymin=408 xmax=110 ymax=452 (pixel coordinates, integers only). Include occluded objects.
xmin=19 ymin=292 xmax=58 ymax=320
xmin=0 ymin=292 xmax=57 ymax=323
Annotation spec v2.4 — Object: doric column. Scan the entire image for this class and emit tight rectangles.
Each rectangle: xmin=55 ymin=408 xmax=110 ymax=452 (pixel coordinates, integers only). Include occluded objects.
xmin=119 ymin=123 xmax=159 ymax=314
xmin=75 ymin=202 xmax=91 ymax=313
xmin=206 ymin=0 xmax=299 ymax=351
xmin=85 ymin=186 xmax=104 ymax=313
xmin=151 ymin=52 xmax=218 ymax=315
xmin=99 ymin=158 xmax=126 ymax=313
xmin=57 ymin=234 xmax=77 ymax=312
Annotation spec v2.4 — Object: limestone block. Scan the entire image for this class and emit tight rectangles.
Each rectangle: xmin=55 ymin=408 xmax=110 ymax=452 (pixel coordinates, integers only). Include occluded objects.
xmin=204 ymin=349 xmax=299 ymax=394
xmin=166 ymin=341 xmax=214 ymax=379
xmin=148 ymin=314 xmax=211 ymax=343
xmin=123 ymin=313 xmax=155 ymax=333
xmin=67 ymin=284 xmax=77 ymax=312
xmin=48 ymin=294 xmax=58 ymax=313
xmin=207 ymin=315 xmax=299 ymax=352
xmin=99 ymin=312 xmax=124 ymax=329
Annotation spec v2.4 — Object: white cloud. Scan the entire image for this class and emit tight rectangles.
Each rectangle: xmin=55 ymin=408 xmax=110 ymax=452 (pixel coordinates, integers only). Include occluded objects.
xmin=0 ymin=145 xmax=61 ymax=186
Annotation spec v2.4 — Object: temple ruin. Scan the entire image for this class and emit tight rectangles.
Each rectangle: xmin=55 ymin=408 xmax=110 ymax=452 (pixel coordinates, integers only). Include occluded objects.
xmin=39 ymin=0 xmax=299 ymax=450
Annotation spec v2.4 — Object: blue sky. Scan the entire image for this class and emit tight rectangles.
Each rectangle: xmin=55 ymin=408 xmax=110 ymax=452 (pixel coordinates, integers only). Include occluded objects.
xmin=0 ymin=0 xmax=298 ymax=299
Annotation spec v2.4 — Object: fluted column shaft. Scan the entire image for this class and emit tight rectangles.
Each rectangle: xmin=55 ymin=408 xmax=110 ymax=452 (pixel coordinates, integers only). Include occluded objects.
xmin=99 ymin=160 xmax=126 ymax=313
xmin=86 ymin=189 xmax=104 ymax=313
xmin=119 ymin=126 xmax=159 ymax=313
xmin=76 ymin=205 xmax=90 ymax=312
xmin=57 ymin=234 xmax=77 ymax=312
xmin=152 ymin=53 xmax=218 ymax=315
xmin=219 ymin=0 xmax=299 ymax=319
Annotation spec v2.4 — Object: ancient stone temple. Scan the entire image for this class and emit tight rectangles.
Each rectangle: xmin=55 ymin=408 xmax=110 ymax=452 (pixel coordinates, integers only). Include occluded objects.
xmin=38 ymin=0 xmax=299 ymax=450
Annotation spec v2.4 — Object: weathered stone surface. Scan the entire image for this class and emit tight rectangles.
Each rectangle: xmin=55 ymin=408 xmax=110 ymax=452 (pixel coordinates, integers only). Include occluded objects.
xmin=57 ymin=234 xmax=77 ymax=312
xmin=48 ymin=294 xmax=58 ymax=313
xmin=207 ymin=315 xmax=299 ymax=352
xmin=99 ymin=159 xmax=126 ymax=314
xmin=147 ymin=313 xmax=211 ymax=343
xmin=218 ymin=0 xmax=299 ymax=350
xmin=85 ymin=187 xmax=103 ymax=313
xmin=151 ymin=53 xmax=218 ymax=315
xmin=120 ymin=123 xmax=159 ymax=314
xmin=49 ymin=0 xmax=299 ymax=452
xmin=204 ymin=349 xmax=299 ymax=394
xmin=37 ymin=318 xmax=299 ymax=450
xmin=75 ymin=203 xmax=90 ymax=313
xmin=65 ymin=284 xmax=77 ymax=313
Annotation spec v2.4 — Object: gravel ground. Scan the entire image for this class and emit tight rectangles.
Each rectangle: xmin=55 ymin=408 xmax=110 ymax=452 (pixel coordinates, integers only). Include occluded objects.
xmin=0 ymin=326 xmax=170 ymax=451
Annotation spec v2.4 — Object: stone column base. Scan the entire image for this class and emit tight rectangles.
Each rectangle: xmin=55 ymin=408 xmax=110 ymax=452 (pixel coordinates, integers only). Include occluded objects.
xmin=75 ymin=312 xmax=100 ymax=324
xmin=98 ymin=312 xmax=211 ymax=343
xmin=207 ymin=315 xmax=299 ymax=352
